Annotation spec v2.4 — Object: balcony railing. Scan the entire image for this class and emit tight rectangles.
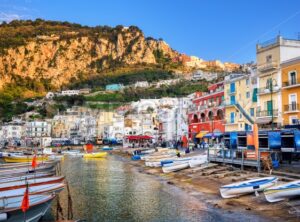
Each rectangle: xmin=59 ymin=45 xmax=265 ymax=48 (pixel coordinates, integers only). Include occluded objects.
xmin=257 ymin=61 xmax=278 ymax=72
xmin=284 ymin=103 xmax=299 ymax=112
xmin=282 ymin=79 xmax=300 ymax=88
xmin=226 ymin=89 xmax=236 ymax=95
xmin=257 ymin=86 xmax=280 ymax=95
xmin=256 ymin=109 xmax=278 ymax=117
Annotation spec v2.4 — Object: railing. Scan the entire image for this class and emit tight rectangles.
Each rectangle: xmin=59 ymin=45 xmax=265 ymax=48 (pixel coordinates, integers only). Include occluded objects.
xmin=226 ymin=89 xmax=236 ymax=94
xmin=282 ymin=79 xmax=300 ymax=87
xmin=257 ymin=61 xmax=278 ymax=72
xmin=284 ymin=103 xmax=299 ymax=112
xmin=256 ymin=109 xmax=278 ymax=117
xmin=257 ymin=86 xmax=280 ymax=94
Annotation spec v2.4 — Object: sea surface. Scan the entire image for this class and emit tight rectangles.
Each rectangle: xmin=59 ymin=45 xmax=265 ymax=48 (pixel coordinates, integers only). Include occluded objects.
xmin=42 ymin=154 xmax=269 ymax=222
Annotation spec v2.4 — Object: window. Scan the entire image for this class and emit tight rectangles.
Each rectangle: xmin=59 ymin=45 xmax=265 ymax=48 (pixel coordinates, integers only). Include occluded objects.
xmin=266 ymin=55 xmax=272 ymax=63
xmin=290 ymin=116 xmax=298 ymax=125
xmin=250 ymin=108 xmax=255 ymax=117
xmin=230 ymin=112 xmax=235 ymax=123
xmin=289 ymin=94 xmax=297 ymax=111
xmin=246 ymin=79 xmax=250 ymax=85
xmin=246 ymin=91 xmax=250 ymax=98
xmin=289 ymin=71 xmax=297 ymax=85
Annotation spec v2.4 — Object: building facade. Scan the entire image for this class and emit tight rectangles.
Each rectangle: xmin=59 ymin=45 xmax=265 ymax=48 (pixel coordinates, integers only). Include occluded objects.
xmin=188 ymin=82 xmax=225 ymax=138
xmin=256 ymin=36 xmax=300 ymax=129
xmin=224 ymin=72 xmax=257 ymax=132
xmin=281 ymin=56 xmax=300 ymax=125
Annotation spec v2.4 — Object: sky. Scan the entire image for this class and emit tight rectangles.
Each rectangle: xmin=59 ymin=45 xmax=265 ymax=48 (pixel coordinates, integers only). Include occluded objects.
xmin=0 ymin=0 xmax=300 ymax=64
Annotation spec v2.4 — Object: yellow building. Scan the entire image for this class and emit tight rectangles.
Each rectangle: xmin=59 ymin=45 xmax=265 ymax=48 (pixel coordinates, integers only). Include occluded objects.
xmin=281 ymin=57 xmax=300 ymax=125
xmin=256 ymin=36 xmax=300 ymax=128
xmin=224 ymin=73 xmax=257 ymax=132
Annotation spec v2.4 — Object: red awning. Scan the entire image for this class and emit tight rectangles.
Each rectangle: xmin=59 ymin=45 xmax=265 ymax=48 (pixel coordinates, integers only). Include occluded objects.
xmin=125 ymin=135 xmax=153 ymax=140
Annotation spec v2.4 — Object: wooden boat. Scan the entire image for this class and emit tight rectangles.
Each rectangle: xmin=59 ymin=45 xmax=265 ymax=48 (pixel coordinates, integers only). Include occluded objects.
xmin=83 ymin=152 xmax=107 ymax=158
xmin=3 ymin=155 xmax=48 ymax=163
xmin=0 ymin=160 xmax=57 ymax=170
xmin=0 ymin=171 xmax=55 ymax=184
xmin=220 ymin=177 xmax=278 ymax=198
xmin=0 ymin=163 xmax=56 ymax=178
xmin=0 ymin=176 xmax=64 ymax=191
xmin=0 ymin=194 xmax=55 ymax=222
xmin=264 ymin=180 xmax=300 ymax=202
xmin=0 ymin=183 xmax=65 ymax=197
xmin=162 ymin=162 xmax=190 ymax=173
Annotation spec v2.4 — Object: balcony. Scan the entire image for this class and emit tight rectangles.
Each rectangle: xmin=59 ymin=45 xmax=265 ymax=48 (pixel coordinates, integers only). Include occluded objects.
xmin=256 ymin=109 xmax=278 ymax=117
xmin=284 ymin=103 xmax=299 ymax=113
xmin=257 ymin=86 xmax=280 ymax=95
xmin=282 ymin=79 xmax=300 ymax=89
xmin=257 ymin=61 xmax=278 ymax=73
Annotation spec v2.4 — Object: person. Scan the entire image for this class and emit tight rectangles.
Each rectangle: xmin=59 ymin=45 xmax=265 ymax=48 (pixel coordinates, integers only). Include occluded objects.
xmin=176 ymin=148 xmax=181 ymax=157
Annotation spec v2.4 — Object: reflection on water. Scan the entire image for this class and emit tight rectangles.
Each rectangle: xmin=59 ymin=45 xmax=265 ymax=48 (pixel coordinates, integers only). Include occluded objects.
xmin=43 ymin=155 xmax=218 ymax=222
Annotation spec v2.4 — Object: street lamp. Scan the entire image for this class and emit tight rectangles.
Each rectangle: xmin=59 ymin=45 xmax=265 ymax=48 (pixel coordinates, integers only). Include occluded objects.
xmin=267 ymin=78 xmax=278 ymax=131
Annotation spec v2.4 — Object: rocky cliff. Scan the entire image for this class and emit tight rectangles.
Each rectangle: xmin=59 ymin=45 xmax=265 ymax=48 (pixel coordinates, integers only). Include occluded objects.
xmin=0 ymin=20 xmax=183 ymax=92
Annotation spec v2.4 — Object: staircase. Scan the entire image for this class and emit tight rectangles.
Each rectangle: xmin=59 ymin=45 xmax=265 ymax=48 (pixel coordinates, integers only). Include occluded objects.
xmin=234 ymin=102 xmax=254 ymax=125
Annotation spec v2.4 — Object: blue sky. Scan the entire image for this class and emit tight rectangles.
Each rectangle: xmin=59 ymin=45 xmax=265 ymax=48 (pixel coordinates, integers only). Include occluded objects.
xmin=0 ymin=0 xmax=300 ymax=63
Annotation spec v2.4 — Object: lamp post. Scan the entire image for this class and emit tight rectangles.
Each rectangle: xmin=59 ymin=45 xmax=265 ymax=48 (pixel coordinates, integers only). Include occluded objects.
xmin=268 ymin=78 xmax=278 ymax=131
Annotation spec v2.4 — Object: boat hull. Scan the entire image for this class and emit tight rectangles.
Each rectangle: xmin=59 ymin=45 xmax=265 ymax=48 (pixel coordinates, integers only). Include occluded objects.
xmin=83 ymin=152 xmax=107 ymax=158
xmin=220 ymin=177 xmax=278 ymax=198
xmin=3 ymin=156 xmax=48 ymax=163
xmin=162 ymin=162 xmax=189 ymax=173
xmin=264 ymin=180 xmax=300 ymax=202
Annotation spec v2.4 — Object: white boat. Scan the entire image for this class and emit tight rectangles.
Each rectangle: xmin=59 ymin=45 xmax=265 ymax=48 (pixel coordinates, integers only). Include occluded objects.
xmin=220 ymin=177 xmax=278 ymax=198
xmin=264 ymin=180 xmax=300 ymax=202
xmin=162 ymin=162 xmax=190 ymax=173
xmin=0 ymin=183 xmax=65 ymax=198
xmin=0 ymin=194 xmax=55 ymax=222
xmin=0 ymin=172 xmax=55 ymax=184
xmin=62 ymin=150 xmax=83 ymax=157
xmin=188 ymin=155 xmax=207 ymax=168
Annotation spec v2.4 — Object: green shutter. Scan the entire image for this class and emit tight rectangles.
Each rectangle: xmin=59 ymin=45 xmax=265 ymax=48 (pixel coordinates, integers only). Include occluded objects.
xmin=252 ymin=88 xmax=258 ymax=102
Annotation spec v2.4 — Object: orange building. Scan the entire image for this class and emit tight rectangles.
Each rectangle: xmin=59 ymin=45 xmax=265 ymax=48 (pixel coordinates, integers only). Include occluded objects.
xmin=281 ymin=56 xmax=300 ymax=125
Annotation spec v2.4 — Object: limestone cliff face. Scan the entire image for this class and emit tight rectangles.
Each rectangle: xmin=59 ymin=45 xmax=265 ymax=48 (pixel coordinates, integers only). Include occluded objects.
xmin=0 ymin=26 xmax=180 ymax=90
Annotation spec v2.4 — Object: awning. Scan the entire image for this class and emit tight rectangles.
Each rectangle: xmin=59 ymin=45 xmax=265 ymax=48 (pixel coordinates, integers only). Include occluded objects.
xmin=196 ymin=131 xmax=208 ymax=138
xmin=255 ymin=117 xmax=272 ymax=124
xmin=125 ymin=135 xmax=153 ymax=140
xmin=203 ymin=132 xmax=223 ymax=138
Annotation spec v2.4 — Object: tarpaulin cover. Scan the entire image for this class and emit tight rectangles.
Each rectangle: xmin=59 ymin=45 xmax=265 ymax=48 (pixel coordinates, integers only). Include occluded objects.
xmin=268 ymin=131 xmax=281 ymax=150
xmin=230 ymin=132 xmax=237 ymax=149
xmin=294 ymin=130 xmax=300 ymax=151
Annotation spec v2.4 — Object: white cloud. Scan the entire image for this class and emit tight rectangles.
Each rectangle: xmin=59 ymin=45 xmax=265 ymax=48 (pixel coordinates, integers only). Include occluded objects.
xmin=0 ymin=12 xmax=21 ymax=22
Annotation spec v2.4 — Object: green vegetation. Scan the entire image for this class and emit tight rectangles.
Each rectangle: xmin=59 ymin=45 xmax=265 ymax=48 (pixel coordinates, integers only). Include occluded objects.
xmin=70 ymin=68 xmax=175 ymax=89
xmin=85 ymin=80 xmax=208 ymax=102
xmin=87 ymin=103 xmax=123 ymax=110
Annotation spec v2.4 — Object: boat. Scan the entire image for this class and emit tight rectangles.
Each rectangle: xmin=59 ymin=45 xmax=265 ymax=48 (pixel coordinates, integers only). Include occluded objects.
xmin=83 ymin=152 xmax=107 ymax=158
xmin=188 ymin=156 xmax=208 ymax=168
xmin=264 ymin=180 xmax=300 ymax=202
xmin=62 ymin=150 xmax=82 ymax=157
xmin=0 ymin=194 xmax=55 ymax=222
xmin=220 ymin=177 xmax=278 ymax=198
xmin=0 ymin=160 xmax=57 ymax=170
xmin=0 ymin=176 xmax=64 ymax=191
xmin=0 ymin=183 xmax=65 ymax=197
xmin=3 ymin=155 xmax=48 ymax=163
xmin=0 ymin=163 xmax=56 ymax=178
xmin=102 ymin=146 xmax=113 ymax=151
xmin=0 ymin=172 xmax=55 ymax=184
xmin=162 ymin=161 xmax=190 ymax=173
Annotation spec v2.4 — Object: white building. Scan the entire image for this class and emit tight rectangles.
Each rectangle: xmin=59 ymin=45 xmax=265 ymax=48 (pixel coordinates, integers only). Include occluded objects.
xmin=134 ymin=81 xmax=150 ymax=88
xmin=61 ymin=90 xmax=80 ymax=96
xmin=26 ymin=121 xmax=52 ymax=137
xmin=103 ymin=113 xmax=124 ymax=140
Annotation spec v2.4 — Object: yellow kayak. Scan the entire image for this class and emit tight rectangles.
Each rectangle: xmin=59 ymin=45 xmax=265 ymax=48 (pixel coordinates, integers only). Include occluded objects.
xmin=83 ymin=152 xmax=107 ymax=158
xmin=3 ymin=155 xmax=49 ymax=163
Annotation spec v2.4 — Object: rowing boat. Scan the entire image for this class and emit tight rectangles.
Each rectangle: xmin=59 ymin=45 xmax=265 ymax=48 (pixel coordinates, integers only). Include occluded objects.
xmin=264 ymin=180 xmax=300 ymax=202
xmin=220 ymin=177 xmax=278 ymax=198
xmin=3 ymin=155 xmax=48 ymax=163
xmin=0 ymin=183 xmax=65 ymax=198
xmin=83 ymin=152 xmax=107 ymax=158
xmin=0 ymin=194 xmax=55 ymax=222
xmin=162 ymin=161 xmax=190 ymax=173
xmin=0 ymin=176 xmax=64 ymax=191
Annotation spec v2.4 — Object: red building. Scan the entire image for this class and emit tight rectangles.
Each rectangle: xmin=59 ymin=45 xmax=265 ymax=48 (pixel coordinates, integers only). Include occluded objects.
xmin=188 ymin=82 xmax=225 ymax=139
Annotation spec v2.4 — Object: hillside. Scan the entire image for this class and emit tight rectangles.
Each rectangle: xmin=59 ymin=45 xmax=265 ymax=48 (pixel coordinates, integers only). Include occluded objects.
xmin=0 ymin=19 xmax=187 ymax=96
